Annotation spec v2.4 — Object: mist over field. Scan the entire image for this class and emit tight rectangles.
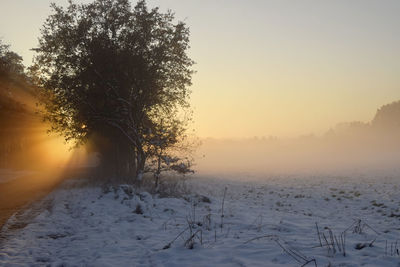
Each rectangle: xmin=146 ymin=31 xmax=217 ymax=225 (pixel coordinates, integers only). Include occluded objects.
xmin=196 ymin=101 xmax=400 ymax=176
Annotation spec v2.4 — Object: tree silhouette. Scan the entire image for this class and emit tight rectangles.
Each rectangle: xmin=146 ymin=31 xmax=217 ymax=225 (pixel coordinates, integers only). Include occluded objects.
xmin=33 ymin=0 xmax=194 ymax=182
xmin=0 ymin=40 xmax=37 ymax=168
xmin=144 ymin=112 xmax=195 ymax=189
xmin=0 ymin=40 xmax=25 ymax=80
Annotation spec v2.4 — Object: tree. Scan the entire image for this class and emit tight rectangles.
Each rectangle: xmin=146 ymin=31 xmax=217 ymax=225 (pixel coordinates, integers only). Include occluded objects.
xmin=0 ymin=40 xmax=25 ymax=80
xmin=372 ymin=100 xmax=400 ymax=131
xmin=0 ymin=40 xmax=37 ymax=168
xmin=33 ymin=0 xmax=194 ymax=182
xmin=144 ymin=110 xmax=195 ymax=189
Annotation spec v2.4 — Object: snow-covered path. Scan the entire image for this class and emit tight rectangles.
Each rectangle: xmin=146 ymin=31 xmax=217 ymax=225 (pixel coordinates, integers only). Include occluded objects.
xmin=1 ymin=174 xmax=400 ymax=266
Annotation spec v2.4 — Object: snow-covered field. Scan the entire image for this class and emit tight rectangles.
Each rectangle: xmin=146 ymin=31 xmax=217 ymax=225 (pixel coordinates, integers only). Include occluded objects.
xmin=1 ymin=173 xmax=400 ymax=266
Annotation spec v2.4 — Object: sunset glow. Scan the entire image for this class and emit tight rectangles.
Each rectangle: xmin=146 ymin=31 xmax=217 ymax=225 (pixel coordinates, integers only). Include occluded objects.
xmin=1 ymin=0 xmax=399 ymax=138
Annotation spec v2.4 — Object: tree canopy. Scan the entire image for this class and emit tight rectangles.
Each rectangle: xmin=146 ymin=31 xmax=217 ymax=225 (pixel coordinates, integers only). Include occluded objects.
xmin=33 ymin=0 xmax=195 ymax=183
xmin=0 ymin=40 xmax=25 ymax=81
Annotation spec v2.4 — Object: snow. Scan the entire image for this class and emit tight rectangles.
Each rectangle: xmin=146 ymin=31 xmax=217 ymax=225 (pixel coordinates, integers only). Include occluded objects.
xmin=1 ymin=174 xmax=400 ymax=266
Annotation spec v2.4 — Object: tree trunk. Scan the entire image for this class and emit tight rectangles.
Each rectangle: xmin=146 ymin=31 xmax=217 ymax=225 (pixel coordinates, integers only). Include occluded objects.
xmin=94 ymin=132 xmax=137 ymax=184
xmin=115 ymin=139 xmax=136 ymax=183
xmin=136 ymin=148 xmax=146 ymax=184
xmin=154 ymin=153 xmax=162 ymax=190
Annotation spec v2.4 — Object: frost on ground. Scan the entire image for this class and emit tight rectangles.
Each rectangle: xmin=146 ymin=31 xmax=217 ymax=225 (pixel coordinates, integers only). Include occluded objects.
xmin=1 ymin=174 xmax=400 ymax=266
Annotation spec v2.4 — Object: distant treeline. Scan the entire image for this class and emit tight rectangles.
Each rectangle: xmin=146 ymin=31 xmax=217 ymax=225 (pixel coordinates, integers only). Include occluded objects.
xmin=327 ymin=100 xmax=400 ymax=137
xmin=197 ymin=100 xmax=400 ymax=175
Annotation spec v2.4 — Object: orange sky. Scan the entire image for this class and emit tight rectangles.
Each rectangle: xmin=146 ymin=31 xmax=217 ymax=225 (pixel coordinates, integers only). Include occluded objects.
xmin=1 ymin=0 xmax=399 ymax=138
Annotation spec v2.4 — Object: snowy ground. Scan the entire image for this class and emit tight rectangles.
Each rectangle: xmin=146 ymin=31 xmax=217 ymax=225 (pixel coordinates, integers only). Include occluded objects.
xmin=1 ymin=173 xmax=400 ymax=266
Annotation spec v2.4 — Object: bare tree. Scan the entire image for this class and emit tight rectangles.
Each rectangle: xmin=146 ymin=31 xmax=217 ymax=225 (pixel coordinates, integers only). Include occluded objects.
xmin=144 ymin=110 xmax=196 ymax=189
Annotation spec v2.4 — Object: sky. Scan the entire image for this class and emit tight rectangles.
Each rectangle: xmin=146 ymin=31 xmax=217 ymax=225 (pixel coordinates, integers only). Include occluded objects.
xmin=1 ymin=0 xmax=399 ymax=138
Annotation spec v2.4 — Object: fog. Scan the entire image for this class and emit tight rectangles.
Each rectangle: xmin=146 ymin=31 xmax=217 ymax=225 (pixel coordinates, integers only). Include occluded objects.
xmin=0 ymin=78 xmax=92 ymax=173
xmin=195 ymin=102 xmax=400 ymax=177
xmin=195 ymin=134 xmax=400 ymax=177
